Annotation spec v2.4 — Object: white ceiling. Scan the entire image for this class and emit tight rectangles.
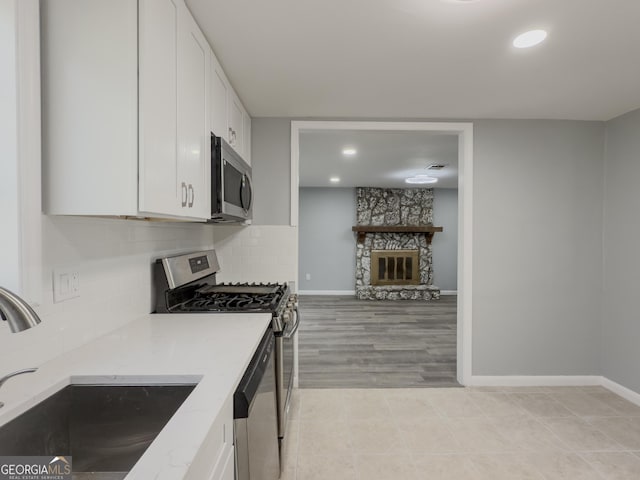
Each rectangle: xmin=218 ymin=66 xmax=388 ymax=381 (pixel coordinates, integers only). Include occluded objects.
xmin=186 ymin=0 xmax=640 ymax=121
xmin=299 ymin=130 xmax=458 ymax=188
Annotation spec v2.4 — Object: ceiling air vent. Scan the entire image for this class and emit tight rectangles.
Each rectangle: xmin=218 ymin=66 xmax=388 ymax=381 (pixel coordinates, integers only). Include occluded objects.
xmin=427 ymin=164 xmax=447 ymax=170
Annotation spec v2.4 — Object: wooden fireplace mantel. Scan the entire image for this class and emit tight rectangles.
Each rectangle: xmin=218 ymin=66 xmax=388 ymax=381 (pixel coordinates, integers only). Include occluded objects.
xmin=351 ymin=225 xmax=443 ymax=244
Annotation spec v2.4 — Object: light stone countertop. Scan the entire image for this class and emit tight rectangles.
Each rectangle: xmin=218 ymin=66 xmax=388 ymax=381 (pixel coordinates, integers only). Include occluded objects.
xmin=0 ymin=312 xmax=273 ymax=479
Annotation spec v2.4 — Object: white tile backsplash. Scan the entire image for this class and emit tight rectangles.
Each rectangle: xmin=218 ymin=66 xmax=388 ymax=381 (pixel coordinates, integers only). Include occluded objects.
xmin=0 ymin=219 xmax=297 ymax=377
xmin=0 ymin=215 xmax=216 ymax=375
xmin=212 ymin=225 xmax=298 ymax=286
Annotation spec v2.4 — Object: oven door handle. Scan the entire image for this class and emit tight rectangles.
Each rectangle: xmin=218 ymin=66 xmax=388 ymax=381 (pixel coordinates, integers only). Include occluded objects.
xmin=284 ymin=307 xmax=300 ymax=339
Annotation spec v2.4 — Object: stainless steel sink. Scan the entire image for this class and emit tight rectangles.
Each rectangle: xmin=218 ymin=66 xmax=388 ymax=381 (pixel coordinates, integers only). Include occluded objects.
xmin=0 ymin=384 xmax=196 ymax=479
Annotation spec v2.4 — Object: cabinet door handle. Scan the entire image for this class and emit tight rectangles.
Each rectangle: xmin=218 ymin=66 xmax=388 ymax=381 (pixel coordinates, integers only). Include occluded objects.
xmin=228 ymin=127 xmax=233 ymax=144
xmin=188 ymin=184 xmax=194 ymax=208
xmin=181 ymin=182 xmax=188 ymax=207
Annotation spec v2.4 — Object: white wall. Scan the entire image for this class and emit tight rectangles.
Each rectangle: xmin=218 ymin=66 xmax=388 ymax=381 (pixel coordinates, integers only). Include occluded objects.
xmin=602 ymin=108 xmax=640 ymax=393
xmin=473 ymin=120 xmax=604 ymax=376
xmin=297 ymin=187 xmax=458 ymax=292
xmin=298 ymin=187 xmax=356 ymax=292
xmin=251 ymin=118 xmax=291 ymax=225
xmin=0 ymin=0 xmax=21 ymax=292
xmin=432 ymin=188 xmax=458 ymax=291
xmin=0 ymin=217 xmax=217 ymax=376
xmin=255 ymin=117 xmax=607 ymax=378
xmin=212 ymin=225 xmax=298 ymax=287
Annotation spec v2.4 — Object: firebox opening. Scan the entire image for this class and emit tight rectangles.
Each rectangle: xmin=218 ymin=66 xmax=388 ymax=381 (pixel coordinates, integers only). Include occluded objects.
xmin=371 ymin=249 xmax=420 ymax=286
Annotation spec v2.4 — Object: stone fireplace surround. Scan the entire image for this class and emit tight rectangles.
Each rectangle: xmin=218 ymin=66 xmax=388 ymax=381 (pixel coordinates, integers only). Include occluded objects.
xmin=355 ymin=187 xmax=441 ymax=300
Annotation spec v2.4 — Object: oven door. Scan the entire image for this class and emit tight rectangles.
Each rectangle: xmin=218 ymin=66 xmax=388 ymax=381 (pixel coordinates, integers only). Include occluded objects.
xmin=276 ymin=308 xmax=299 ymax=439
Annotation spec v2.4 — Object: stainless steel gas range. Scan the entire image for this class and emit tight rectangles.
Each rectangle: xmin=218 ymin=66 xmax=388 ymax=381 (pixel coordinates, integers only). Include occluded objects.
xmin=153 ymin=250 xmax=299 ymax=457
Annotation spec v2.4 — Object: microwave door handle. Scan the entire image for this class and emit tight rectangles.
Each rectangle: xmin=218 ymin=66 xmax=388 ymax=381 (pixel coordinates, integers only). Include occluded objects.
xmin=241 ymin=174 xmax=253 ymax=212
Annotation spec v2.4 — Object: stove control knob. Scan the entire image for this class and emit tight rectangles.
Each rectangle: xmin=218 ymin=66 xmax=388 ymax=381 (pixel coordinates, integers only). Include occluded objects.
xmin=287 ymin=301 xmax=295 ymax=309
xmin=282 ymin=312 xmax=292 ymax=323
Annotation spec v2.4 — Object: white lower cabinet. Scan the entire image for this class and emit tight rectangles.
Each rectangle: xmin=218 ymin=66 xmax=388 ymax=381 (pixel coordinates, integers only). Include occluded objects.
xmin=187 ymin=394 xmax=234 ymax=480
xmin=207 ymin=446 xmax=234 ymax=480
xmin=219 ymin=447 xmax=235 ymax=480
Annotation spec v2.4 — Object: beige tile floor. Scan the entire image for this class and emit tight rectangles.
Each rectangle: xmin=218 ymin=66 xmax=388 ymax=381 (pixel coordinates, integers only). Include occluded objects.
xmin=279 ymin=386 xmax=640 ymax=480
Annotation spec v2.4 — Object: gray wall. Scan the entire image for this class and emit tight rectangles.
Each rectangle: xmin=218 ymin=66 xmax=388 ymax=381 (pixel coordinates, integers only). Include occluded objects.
xmin=602 ymin=108 xmax=640 ymax=393
xmin=298 ymin=187 xmax=459 ymax=292
xmin=255 ymin=117 xmax=607 ymax=379
xmin=472 ymin=120 xmax=604 ymax=376
xmin=251 ymin=118 xmax=291 ymax=225
xmin=432 ymin=188 xmax=458 ymax=291
xmin=298 ymin=187 xmax=356 ymax=291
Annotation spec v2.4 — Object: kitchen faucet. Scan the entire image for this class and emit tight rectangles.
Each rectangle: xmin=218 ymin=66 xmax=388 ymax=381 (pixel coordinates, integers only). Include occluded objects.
xmin=0 ymin=287 xmax=41 ymax=408
xmin=0 ymin=368 xmax=38 ymax=408
xmin=0 ymin=286 xmax=42 ymax=333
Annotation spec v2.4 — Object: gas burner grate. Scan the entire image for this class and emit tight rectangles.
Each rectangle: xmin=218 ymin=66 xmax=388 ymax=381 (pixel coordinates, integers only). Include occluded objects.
xmin=174 ymin=282 xmax=288 ymax=313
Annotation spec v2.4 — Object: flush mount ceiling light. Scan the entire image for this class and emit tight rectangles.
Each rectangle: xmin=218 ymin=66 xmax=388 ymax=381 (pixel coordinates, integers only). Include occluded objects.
xmin=342 ymin=148 xmax=357 ymax=156
xmin=405 ymin=174 xmax=438 ymax=184
xmin=330 ymin=177 xmax=341 ymax=183
xmin=513 ymin=29 xmax=548 ymax=49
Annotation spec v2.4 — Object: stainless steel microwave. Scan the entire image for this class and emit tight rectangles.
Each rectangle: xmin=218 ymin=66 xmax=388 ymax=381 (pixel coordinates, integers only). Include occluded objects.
xmin=210 ymin=134 xmax=253 ymax=223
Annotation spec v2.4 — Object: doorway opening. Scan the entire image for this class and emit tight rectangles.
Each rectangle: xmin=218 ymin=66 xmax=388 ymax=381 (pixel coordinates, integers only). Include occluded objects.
xmin=290 ymin=121 xmax=473 ymax=387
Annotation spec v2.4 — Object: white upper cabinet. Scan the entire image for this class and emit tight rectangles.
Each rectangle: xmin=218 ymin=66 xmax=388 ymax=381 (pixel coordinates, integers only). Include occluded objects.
xmin=210 ymin=55 xmax=229 ymax=142
xmin=41 ymin=0 xmax=211 ymax=221
xmin=177 ymin=2 xmax=210 ymax=218
xmin=209 ymin=51 xmax=252 ymax=165
xmin=228 ymin=92 xmax=244 ymax=154
xmin=243 ymin=110 xmax=252 ymax=164
xmin=139 ymin=0 xmax=180 ymax=217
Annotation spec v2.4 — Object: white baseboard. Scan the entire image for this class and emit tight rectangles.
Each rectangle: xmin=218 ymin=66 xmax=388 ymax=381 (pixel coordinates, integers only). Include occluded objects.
xmin=468 ymin=375 xmax=602 ymax=387
xmin=440 ymin=290 xmax=458 ymax=295
xmin=468 ymin=375 xmax=640 ymax=406
xmin=298 ymin=290 xmax=356 ymax=296
xmin=601 ymin=377 xmax=640 ymax=407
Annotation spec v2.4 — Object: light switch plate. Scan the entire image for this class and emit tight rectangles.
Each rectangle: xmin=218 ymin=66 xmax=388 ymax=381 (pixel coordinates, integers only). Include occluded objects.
xmin=53 ymin=267 xmax=80 ymax=303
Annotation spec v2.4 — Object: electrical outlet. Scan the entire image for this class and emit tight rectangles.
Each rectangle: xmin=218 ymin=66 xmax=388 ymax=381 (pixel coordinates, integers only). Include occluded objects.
xmin=305 ymin=273 xmax=311 ymax=281
xmin=53 ymin=268 xmax=80 ymax=303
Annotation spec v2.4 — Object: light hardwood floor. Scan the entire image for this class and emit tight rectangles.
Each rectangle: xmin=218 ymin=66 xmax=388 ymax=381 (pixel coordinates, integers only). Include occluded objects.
xmin=297 ymin=295 xmax=458 ymax=389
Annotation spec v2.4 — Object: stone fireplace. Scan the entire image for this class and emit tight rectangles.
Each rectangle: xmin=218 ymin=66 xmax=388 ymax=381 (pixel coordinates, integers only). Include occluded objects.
xmin=354 ymin=187 xmax=441 ymax=300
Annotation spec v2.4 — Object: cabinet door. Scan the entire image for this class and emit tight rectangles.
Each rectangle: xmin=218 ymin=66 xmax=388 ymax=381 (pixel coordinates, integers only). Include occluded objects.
xmin=220 ymin=447 xmax=234 ymax=480
xmin=177 ymin=3 xmax=210 ymax=219
xmin=139 ymin=0 xmax=180 ymax=216
xmin=210 ymin=53 xmax=228 ymax=140
xmin=228 ymin=91 xmax=244 ymax=155
xmin=242 ymin=109 xmax=251 ymax=165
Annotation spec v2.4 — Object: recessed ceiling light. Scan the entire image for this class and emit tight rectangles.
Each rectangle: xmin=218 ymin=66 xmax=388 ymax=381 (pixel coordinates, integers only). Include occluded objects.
xmin=513 ymin=29 xmax=548 ymax=49
xmin=405 ymin=175 xmax=438 ymax=184
xmin=342 ymin=148 xmax=357 ymax=156
xmin=330 ymin=177 xmax=341 ymax=183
